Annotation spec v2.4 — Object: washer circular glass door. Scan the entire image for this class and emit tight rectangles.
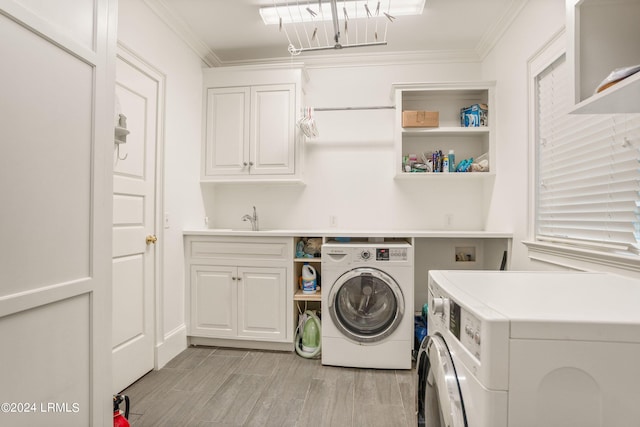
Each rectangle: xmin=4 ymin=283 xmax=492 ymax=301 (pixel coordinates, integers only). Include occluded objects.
xmin=327 ymin=267 xmax=404 ymax=344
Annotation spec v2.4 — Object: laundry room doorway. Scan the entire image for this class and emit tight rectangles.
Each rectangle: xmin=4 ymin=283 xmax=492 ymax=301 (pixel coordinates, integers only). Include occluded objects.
xmin=112 ymin=46 xmax=164 ymax=394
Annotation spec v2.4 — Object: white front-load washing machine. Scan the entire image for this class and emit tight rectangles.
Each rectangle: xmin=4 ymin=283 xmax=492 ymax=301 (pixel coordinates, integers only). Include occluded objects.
xmin=321 ymin=240 xmax=414 ymax=369
xmin=417 ymin=270 xmax=640 ymax=427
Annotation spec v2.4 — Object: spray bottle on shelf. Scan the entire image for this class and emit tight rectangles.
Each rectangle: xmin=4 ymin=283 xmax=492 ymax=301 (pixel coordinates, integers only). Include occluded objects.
xmin=448 ymin=150 xmax=455 ymax=172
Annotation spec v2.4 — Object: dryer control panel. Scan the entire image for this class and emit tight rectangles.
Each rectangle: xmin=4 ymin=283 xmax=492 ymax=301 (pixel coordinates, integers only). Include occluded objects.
xmin=452 ymin=301 xmax=482 ymax=361
xmin=430 ymin=285 xmax=482 ymax=361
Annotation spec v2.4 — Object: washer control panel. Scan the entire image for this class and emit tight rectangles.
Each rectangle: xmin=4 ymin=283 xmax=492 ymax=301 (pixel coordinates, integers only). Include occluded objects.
xmin=359 ymin=249 xmax=372 ymax=260
xmin=326 ymin=243 xmax=412 ymax=266
xmin=376 ymin=247 xmax=408 ymax=261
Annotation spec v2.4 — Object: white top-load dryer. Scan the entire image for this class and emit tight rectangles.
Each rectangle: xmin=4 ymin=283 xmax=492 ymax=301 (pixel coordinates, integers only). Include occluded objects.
xmin=418 ymin=270 xmax=640 ymax=427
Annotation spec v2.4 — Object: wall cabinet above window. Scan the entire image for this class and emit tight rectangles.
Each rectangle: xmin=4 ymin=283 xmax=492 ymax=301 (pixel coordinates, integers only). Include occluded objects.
xmin=567 ymin=0 xmax=640 ymax=114
xmin=201 ymin=66 xmax=304 ymax=183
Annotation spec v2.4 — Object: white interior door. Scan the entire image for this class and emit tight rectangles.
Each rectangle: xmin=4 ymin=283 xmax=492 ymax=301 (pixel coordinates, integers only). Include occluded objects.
xmin=0 ymin=0 xmax=116 ymax=424
xmin=112 ymin=50 xmax=159 ymax=393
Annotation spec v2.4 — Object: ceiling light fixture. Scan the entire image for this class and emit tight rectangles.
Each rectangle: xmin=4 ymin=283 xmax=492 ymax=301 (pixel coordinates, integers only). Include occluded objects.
xmin=260 ymin=0 xmax=426 ymax=55
xmin=259 ymin=0 xmax=425 ymax=25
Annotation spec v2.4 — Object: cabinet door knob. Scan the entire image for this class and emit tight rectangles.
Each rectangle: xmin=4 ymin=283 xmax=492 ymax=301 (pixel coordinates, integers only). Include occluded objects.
xmin=232 ymin=277 xmax=237 ymax=281
xmin=146 ymin=235 xmax=157 ymax=245
xmin=243 ymin=162 xmax=248 ymax=167
xmin=249 ymin=161 xmax=254 ymax=166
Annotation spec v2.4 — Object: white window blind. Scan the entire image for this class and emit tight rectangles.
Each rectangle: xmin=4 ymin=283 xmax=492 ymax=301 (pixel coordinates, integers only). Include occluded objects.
xmin=536 ymin=55 xmax=640 ymax=254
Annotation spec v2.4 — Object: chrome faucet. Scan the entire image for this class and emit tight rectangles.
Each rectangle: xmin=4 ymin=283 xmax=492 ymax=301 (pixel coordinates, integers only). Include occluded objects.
xmin=241 ymin=206 xmax=259 ymax=231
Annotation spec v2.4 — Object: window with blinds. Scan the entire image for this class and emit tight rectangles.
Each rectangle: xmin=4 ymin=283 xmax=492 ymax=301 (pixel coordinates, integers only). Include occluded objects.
xmin=535 ymin=55 xmax=640 ymax=255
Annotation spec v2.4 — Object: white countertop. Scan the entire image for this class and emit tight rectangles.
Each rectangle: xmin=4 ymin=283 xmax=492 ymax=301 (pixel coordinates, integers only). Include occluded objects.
xmin=183 ymin=228 xmax=512 ymax=238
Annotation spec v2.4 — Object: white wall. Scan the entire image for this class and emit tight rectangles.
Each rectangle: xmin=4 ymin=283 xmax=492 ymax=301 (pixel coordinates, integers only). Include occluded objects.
xmin=207 ymin=62 xmax=492 ymax=232
xmin=481 ymin=0 xmax=566 ymax=271
xmin=207 ymin=1 xmax=578 ymax=274
xmin=118 ymin=0 xmax=205 ymax=365
xmin=115 ymin=0 xmax=615 ymax=370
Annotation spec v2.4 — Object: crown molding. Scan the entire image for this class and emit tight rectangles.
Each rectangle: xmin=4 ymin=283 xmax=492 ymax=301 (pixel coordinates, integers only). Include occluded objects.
xmin=219 ymin=49 xmax=481 ymax=69
xmin=142 ymin=0 xmax=526 ymax=68
xmin=142 ymin=0 xmax=221 ymax=67
xmin=475 ymin=0 xmax=530 ymax=59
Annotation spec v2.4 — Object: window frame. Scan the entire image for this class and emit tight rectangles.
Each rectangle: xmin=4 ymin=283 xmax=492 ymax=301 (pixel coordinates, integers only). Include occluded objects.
xmin=524 ymin=30 xmax=640 ymax=274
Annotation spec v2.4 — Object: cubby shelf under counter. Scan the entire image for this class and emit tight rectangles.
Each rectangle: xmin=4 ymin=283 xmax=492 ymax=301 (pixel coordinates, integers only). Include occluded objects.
xmin=294 ymin=289 xmax=322 ymax=302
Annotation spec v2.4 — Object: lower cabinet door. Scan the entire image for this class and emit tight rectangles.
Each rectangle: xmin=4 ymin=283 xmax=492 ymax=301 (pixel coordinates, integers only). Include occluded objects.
xmin=190 ymin=265 xmax=238 ymax=337
xmin=237 ymin=266 xmax=287 ymax=340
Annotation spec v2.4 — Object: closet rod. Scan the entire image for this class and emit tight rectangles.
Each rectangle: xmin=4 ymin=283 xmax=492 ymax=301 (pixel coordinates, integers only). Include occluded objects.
xmin=313 ymin=105 xmax=396 ymax=111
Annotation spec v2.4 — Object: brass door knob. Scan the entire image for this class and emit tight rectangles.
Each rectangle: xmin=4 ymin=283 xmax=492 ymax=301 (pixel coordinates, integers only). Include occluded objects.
xmin=146 ymin=235 xmax=158 ymax=245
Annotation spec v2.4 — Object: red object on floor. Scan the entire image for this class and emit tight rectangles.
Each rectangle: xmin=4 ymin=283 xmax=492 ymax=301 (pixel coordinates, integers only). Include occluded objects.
xmin=113 ymin=410 xmax=129 ymax=427
xmin=113 ymin=395 xmax=130 ymax=427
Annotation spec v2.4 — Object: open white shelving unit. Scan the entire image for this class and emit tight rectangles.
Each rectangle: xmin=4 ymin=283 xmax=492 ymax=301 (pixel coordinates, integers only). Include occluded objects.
xmin=567 ymin=0 xmax=640 ymax=114
xmin=392 ymin=82 xmax=496 ymax=179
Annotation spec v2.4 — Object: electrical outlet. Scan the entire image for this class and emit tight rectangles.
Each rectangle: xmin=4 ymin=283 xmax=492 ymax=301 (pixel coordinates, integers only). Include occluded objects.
xmin=164 ymin=212 xmax=170 ymax=229
xmin=204 ymin=216 xmax=209 ymax=227
xmin=445 ymin=213 xmax=454 ymax=228
xmin=329 ymin=215 xmax=338 ymax=228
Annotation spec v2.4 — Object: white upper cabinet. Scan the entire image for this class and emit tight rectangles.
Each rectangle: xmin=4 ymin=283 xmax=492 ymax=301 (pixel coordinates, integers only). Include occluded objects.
xmin=567 ymin=0 xmax=640 ymax=114
xmin=204 ymin=87 xmax=250 ymax=176
xmin=250 ymin=85 xmax=295 ymax=175
xmin=202 ymin=66 xmax=303 ymax=183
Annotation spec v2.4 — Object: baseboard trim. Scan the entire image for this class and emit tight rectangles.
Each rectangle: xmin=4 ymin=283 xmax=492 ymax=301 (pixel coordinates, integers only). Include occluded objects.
xmin=156 ymin=324 xmax=188 ymax=369
xmin=189 ymin=336 xmax=293 ymax=352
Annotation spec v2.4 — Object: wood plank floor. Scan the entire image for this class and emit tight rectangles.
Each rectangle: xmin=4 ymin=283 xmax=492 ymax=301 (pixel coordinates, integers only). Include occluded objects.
xmin=122 ymin=346 xmax=416 ymax=427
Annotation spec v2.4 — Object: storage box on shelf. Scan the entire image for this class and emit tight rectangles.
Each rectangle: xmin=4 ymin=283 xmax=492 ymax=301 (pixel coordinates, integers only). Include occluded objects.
xmin=402 ymin=110 xmax=439 ymax=128
xmin=393 ymin=82 xmax=496 ymax=179
xmin=567 ymin=0 xmax=640 ymax=114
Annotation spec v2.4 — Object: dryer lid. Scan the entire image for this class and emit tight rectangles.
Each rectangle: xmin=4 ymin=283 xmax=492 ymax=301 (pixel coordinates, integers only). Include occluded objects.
xmin=431 ymin=270 xmax=640 ymax=343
